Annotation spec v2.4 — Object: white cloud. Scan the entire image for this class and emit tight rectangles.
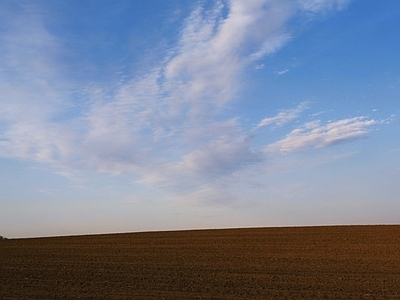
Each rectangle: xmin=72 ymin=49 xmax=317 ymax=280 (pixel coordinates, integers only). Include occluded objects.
xmin=169 ymin=134 xmax=261 ymax=180
xmin=137 ymin=119 xmax=263 ymax=192
xmin=277 ymin=69 xmax=289 ymax=75
xmin=255 ymin=102 xmax=308 ymax=129
xmin=266 ymin=117 xmax=377 ymax=153
xmin=0 ymin=4 xmax=74 ymax=166
xmin=255 ymin=64 xmax=265 ymax=70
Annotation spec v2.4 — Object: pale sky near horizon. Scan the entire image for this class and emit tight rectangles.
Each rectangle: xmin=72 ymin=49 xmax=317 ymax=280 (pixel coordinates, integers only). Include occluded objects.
xmin=1 ymin=0 xmax=399 ymax=238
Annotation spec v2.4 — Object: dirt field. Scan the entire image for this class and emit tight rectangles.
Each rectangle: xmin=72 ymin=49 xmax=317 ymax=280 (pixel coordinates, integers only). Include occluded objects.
xmin=1 ymin=225 xmax=399 ymax=299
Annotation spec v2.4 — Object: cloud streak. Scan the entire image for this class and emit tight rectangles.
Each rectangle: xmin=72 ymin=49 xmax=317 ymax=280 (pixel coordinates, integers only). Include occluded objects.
xmin=266 ymin=117 xmax=377 ymax=153
xmin=254 ymin=102 xmax=309 ymax=129
xmin=297 ymin=0 xmax=352 ymax=12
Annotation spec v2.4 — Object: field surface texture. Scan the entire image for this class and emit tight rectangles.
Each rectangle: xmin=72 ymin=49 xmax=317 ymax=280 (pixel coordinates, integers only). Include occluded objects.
xmin=1 ymin=225 xmax=399 ymax=299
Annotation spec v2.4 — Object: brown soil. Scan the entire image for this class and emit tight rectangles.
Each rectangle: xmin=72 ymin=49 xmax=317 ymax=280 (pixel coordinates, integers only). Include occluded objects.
xmin=1 ymin=225 xmax=399 ymax=299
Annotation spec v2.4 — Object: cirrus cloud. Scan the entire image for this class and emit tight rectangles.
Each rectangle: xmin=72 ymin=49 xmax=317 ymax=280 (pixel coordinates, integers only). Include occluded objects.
xmin=254 ymin=102 xmax=309 ymax=129
xmin=266 ymin=117 xmax=377 ymax=153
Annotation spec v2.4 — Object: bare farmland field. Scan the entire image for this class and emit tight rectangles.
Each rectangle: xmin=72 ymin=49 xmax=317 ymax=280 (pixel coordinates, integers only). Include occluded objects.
xmin=1 ymin=225 xmax=399 ymax=299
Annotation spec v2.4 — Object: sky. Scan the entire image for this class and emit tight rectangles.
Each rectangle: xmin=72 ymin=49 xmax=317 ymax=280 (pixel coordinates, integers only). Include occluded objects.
xmin=1 ymin=0 xmax=399 ymax=238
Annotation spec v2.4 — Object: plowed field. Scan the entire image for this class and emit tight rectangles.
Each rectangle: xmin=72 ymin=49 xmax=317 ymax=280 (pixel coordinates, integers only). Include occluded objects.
xmin=1 ymin=225 xmax=399 ymax=299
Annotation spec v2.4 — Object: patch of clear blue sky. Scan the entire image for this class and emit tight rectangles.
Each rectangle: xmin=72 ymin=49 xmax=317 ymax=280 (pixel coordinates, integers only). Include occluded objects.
xmin=41 ymin=1 xmax=193 ymax=82
xmin=244 ymin=0 xmax=400 ymax=115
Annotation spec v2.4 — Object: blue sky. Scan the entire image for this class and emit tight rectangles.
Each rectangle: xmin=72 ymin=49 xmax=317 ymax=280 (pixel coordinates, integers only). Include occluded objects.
xmin=1 ymin=0 xmax=399 ymax=238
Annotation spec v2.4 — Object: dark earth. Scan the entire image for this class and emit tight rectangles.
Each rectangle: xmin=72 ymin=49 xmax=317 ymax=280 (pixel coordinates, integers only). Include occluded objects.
xmin=1 ymin=225 xmax=399 ymax=299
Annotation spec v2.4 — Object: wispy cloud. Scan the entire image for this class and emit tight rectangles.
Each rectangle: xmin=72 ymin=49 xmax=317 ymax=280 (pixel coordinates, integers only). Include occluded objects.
xmin=138 ymin=126 xmax=262 ymax=192
xmin=297 ymin=0 xmax=352 ymax=12
xmin=277 ymin=69 xmax=289 ymax=75
xmin=266 ymin=117 xmax=377 ymax=153
xmin=0 ymin=3 xmax=74 ymax=165
xmin=254 ymin=102 xmax=309 ymax=129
